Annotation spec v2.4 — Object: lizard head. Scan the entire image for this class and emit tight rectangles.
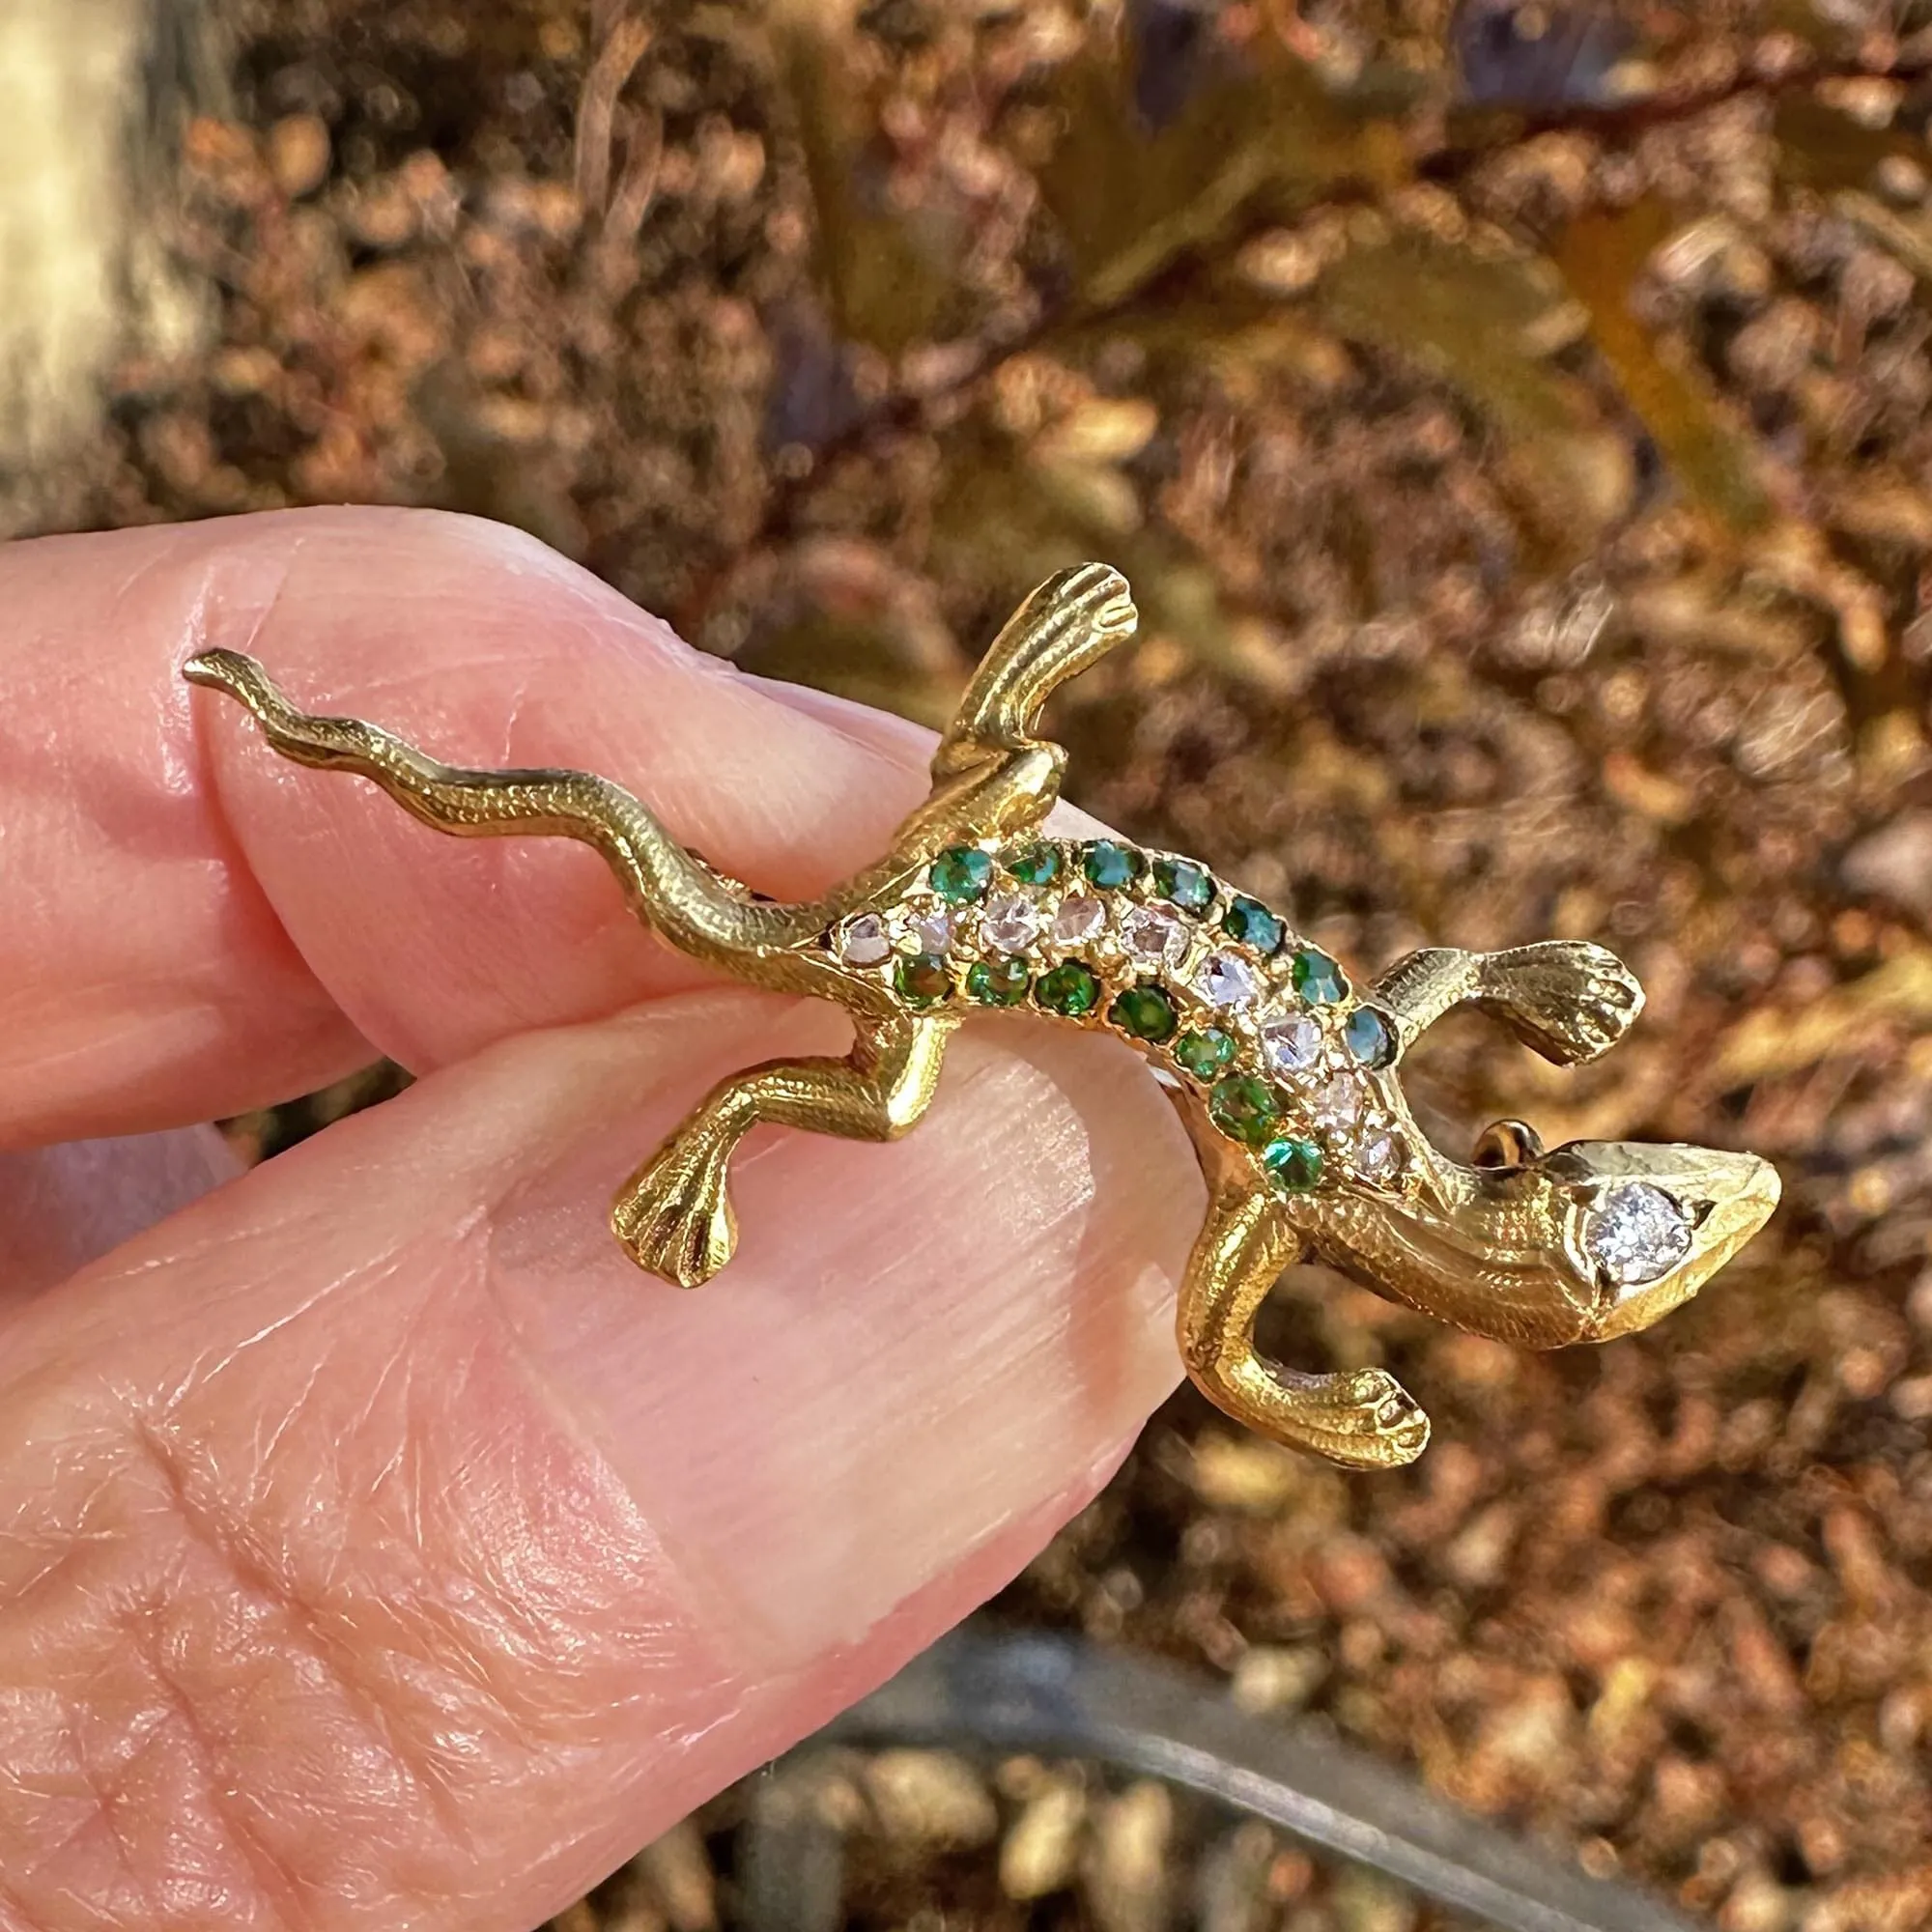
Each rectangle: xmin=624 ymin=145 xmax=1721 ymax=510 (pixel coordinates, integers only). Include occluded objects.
xmin=1282 ymin=1104 xmax=1780 ymax=1351
xmin=1251 ymin=941 xmax=1780 ymax=1351
xmin=1485 ymin=1128 xmax=1781 ymax=1340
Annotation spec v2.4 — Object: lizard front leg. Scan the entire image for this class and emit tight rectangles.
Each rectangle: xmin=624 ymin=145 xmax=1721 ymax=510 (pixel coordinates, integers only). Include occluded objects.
xmin=614 ymin=1008 xmax=956 ymax=1288
xmin=1372 ymin=940 xmax=1644 ymax=1068
xmin=1176 ymin=1176 xmax=1431 ymax=1470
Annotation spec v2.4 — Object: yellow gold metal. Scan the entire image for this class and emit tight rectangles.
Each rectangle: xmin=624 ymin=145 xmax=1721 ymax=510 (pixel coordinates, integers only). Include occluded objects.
xmin=183 ymin=564 xmax=1781 ymax=1470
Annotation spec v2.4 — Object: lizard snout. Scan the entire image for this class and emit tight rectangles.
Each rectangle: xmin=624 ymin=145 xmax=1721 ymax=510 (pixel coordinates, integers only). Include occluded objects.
xmin=1535 ymin=1140 xmax=1782 ymax=1340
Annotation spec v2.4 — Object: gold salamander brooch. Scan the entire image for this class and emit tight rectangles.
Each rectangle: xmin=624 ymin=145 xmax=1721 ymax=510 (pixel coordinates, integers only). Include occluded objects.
xmin=184 ymin=564 xmax=1779 ymax=1469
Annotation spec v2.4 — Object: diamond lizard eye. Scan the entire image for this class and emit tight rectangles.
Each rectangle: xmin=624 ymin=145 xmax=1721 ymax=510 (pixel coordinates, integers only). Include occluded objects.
xmin=1583 ymin=1181 xmax=1694 ymax=1286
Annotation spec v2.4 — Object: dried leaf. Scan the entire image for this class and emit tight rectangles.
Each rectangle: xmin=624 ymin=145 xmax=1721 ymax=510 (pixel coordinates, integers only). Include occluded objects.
xmin=1716 ymin=951 xmax=1932 ymax=1086
xmin=771 ymin=2 xmax=955 ymax=355
xmin=1773 ymin=97 xmax=1923 ymax=194
xmin=1551 ymin=199 xmax=1774 ymax=535
xmin=1034 ymin=30 xmax=1405 ymax=311
xmin=1831 ymin=190 xmax=1932 ymax=295
xmin=1316 ymin=235 xmax=1633 ymax=552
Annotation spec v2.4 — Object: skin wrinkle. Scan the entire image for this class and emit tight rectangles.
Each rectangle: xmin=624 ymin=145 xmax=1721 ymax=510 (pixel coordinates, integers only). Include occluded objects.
xmin=127 ymin=1414 xmax=479 ymax=1861
xmin=114 ymin=1601 xmax=304 ymax=1932
xmin=0 ymin=1190 xmax=719 ymax=1917
xmin=0 ymin=1852 xmax=45 ymax=1932
xmin=160 ymin=1279 xmax=515 ymax=1737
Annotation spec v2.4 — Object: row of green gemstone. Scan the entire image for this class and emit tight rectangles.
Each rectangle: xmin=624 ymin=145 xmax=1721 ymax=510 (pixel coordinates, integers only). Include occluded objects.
xmin=928 ymin=838 xmax=1316 ymax=970
xmin=895 ymin=948 xmax=1194 ymax=1043
xmin=1206 ymin=1074 xmax=1326 ymax=1192
xmin=893 ymin=951 xmax=1345 ymax=1191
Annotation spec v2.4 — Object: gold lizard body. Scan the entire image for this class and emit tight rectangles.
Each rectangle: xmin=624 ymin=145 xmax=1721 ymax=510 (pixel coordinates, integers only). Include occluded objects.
xmin=184 ymin=565 xmax=1780 ymax=1469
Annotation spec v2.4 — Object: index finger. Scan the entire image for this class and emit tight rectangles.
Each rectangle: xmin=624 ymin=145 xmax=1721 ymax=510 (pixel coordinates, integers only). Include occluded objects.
xmin=0 ymin=507 xmax=946 ymax=1148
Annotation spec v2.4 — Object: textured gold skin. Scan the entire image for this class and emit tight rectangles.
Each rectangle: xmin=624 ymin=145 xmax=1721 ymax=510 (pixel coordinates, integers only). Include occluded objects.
xmin=183 ymin=565 xmax=1780 ymax=1469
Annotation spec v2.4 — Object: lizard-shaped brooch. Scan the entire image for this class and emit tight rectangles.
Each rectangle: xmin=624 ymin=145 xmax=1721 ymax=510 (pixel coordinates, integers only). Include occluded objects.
xmin=184 ymin=563 xmax=1779 ymax=1469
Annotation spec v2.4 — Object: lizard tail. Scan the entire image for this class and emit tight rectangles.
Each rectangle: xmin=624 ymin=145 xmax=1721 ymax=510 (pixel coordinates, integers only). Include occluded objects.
xmin=182 ymin=648 xmax=807 ymax=962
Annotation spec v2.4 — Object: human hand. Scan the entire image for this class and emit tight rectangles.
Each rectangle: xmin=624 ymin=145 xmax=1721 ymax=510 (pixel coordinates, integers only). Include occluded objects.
xmin=0 ymin=509 xmax=1195 ymax=1930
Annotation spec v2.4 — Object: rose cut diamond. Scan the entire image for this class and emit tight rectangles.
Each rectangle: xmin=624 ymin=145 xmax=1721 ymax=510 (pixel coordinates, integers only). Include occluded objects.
xmin=1054 ymin=895 xmax=1107 ymax=945
xmin=1261 ymin=1013 xmax=1322 ymax=1074
xmin=1122 ymin=903 xmax=1187 ymax=967
xmin=839 ymin=915 xmax=891 ymax=967
xmin=980 ymin=894 xmax=1042 ymax=952
xmin=1196 ymin=952 xmax=1260 ymax=1009
xmin=1584 ymin=1181 xmax=1693 ymax=1286
xmin=1358 ymin=1132 xmax=1404 ymax=1183
xmin=914 ymin=908 xmax=955 ymax=956
xmin=1314 ymin=1074 xmax=1362 ymax=1129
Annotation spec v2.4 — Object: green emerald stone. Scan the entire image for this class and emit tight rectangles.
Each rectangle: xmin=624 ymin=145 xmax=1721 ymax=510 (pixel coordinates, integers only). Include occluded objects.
xmin=1152 ymin=857 xmax=1213 ymax=911
xmin=1036 ymin=960 xmax=1102 ymax=1018
xmin=1174 ymin=1028 xmax=1236 ymax=1078
xmin=1109 ymin=983 xmax=1179 ymax=1044
xmin=1006 ymin=841 xmax=1063 ymax=887
xmin=1223 ymin=895 xmax=1285 ymax=955
xmin=929 ymin=845 xmax=993 ymax=903
xmin=1293 ymin=948 xmax=1349 ymax=1004
xmin=967 ymin=955 xmax=1031 ymax=1007
xmin=1208 ymin=1074 xmax=1280 ymax=1146
xmin=1263 ymin=1136 xmax=1324 ymax=1192
xmin=894 ymin=952 xmax=953 ymax=1007
xmin=1344 ymin=1005 xmax=1398 ymax=1069
xmin=1081 ymin=839 xmax=1145 ymax=891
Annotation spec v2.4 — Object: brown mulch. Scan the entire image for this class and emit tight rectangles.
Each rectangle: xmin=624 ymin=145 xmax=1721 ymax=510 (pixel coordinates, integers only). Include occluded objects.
xmin=30 ymin=3 xmax=1932 ymax=1928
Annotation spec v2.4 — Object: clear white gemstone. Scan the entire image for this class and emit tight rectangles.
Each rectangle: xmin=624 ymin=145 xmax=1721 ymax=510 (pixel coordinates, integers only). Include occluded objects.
xmin=980 ymin=894 xmax=1041 ymax=952
xmin=1315 ymin=1074 xmax=1362 ymax=1129
xmin=1262 ymin=1013 xmax=1323 ymax=1074
xmin=1196 ymin=951 xmax=1259 ymax=1009
xmin=1358 ymin=1132 xmax=1404 ymax=1183
xmin=1584 ymin=1181 xmax=1693 ymax=1286
xmin=839 ymin=915 xmax=891 ymax=967
xmin=914 ymin=908 xmax=954 ymax=955
xmin=1122 ymin=902 xmax=1188 ymax=966
xmin=1054 ymin=895 xmax=1107 ymax=945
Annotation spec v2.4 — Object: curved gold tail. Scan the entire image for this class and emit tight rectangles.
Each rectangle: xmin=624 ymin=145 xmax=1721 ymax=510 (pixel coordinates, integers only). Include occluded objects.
xmin=182 ymin=648 xmax=808 ymax=962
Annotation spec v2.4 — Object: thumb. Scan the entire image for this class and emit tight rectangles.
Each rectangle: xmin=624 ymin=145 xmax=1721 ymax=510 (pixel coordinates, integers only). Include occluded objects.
xmin=0 ymin=986 xmax=1192 ymax=1931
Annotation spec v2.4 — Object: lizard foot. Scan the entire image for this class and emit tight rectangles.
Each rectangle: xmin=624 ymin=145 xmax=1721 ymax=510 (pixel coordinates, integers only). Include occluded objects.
xmin=1289 ymin=1366 xmax=1433 ymax=1469
xmin=1484 ymin=941 xmax=1644 ymax=1066
xmin=612 ymin=1132 xmax=738 ymax=1289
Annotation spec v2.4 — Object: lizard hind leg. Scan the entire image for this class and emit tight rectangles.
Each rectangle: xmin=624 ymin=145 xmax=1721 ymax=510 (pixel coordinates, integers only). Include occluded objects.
xmin=1177 ymin=1182 xmax=1431 ymax=1470
xmin=932 ymin=562 xmax=1138 ymax=781
xmin=894 ymin=563 xmax=1139 ymax=854
xmin=613 ymin=1009 xmax=954 ymax=1288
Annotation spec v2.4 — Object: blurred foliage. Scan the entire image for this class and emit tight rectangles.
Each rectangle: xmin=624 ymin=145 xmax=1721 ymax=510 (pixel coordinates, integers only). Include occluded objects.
xmin=25 ymin=0 xmax=1932 ymax=1926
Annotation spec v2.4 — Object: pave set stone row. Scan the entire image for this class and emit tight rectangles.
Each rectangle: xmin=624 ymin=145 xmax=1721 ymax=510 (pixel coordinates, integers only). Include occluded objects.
xmin=830 ymin=838 xmax=1410 ymax=1196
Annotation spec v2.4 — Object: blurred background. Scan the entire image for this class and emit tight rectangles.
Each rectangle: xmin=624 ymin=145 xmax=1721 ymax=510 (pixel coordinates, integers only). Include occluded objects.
xmin=7 ymin=0 xmax=1932 ymax=1927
